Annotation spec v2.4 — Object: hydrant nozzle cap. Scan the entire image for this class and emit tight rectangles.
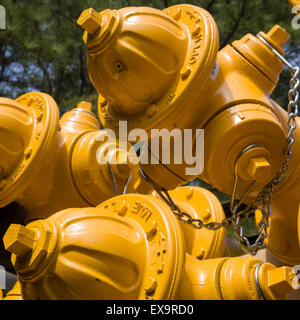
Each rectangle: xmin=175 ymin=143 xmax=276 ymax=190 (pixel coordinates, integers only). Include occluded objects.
xmin=3 ymin=220 xmax=57 ymax=279
xmin=76 ymin=101 xmax=93 ymax=113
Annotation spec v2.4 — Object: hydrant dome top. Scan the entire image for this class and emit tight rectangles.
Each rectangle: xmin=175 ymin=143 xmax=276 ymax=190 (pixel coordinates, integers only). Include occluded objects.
xmin=78 ymin=4 xmax=219 ymax=134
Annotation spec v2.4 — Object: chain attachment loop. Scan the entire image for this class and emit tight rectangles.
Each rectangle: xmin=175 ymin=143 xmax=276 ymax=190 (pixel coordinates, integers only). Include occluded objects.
xmin=107 ymin=149 xmax=133 ymax=196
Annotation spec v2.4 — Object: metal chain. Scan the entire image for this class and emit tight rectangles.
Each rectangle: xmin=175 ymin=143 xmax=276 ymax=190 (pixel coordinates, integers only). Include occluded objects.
xmin=139 ymin=168 xmax=233 ymax=230
xmin=139 ymin=167 xmax=254 ymax=230
xmin=138 ymin=34 xmax=299 ymax=255
xmin=231 ymin=35 xmax=300 ymax=255
xmin=107 ymin=149 xmax=133 ymax=196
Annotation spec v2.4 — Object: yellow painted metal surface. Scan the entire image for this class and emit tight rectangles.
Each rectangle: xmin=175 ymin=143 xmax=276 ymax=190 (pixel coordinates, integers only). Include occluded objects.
xmin=177 ymin=255 xmax=293 ymax=300
xmin=4 ymin=194 xmax=185 ymax=300
xmin=80 ymin=5 xmax=218 ymax=134
xmin=153 ymin=186 xmax=227 ymax=259
xmin=299 ymin=203 xmax=300 ymax=247
xmin=0 ymin=1 xmax=298 ymax=300
xmin=3 ymin=193 xmax=296 ymax=300
xmin=138 ymin=24 xmax=288 ymax=195
xmin=260 ymin=106 xmax=300 ymax=266
xmin=79 ymin=4 xmax=300 ymax=266
xmin=0 ymin=92 xmax=59 ymax=208
xmin=0 ymin=96 xmax=140 ymax=222
xmin=3 ymin=281 xmax=22 ymax=300
xmin=257 ymin=264 xmax=297 ymax=300
xmin=289 ymin=0 xmax=300 ymax=7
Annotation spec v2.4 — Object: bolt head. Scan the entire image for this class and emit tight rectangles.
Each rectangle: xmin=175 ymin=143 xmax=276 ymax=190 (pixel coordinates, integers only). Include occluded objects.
xmin=170 ymin=7 xmax=181 ymax=20
xmin=145 ymin=221 xmax=158 ymax=239
xmin=203 ymin=208 xmax=211 ymax=221
xmin=24 ymin=147 xmax=33 ymax=159
xmin=191 ymin=24 xmax=200 ymax=36
xmin=115 ymin=201 xmax=128 ymax=216
xmin=186 ymin=188 xmax=194 ymax=200
xmin=197 ymin=248 xmax=205 ymax=260
xmin=146 ymin=105 xmax=157 ymax=117
xmin=144 ymin=277 xmax=157 ymax=294
xmin=0 ymin=179 xmax=6 ymax=190
xmin=181 ymin=66 xmax=191 ymax=80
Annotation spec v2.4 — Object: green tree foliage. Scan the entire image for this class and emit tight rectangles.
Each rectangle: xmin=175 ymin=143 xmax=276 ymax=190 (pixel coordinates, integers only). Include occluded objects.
xmin=0 ymin=0 xmax=299 ymax=113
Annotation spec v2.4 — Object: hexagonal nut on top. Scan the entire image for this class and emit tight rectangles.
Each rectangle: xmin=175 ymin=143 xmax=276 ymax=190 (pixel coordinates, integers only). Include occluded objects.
xmin=77 ymin=8 xmax=102 ymax=35
xmin=267 ymin=266 xmax=295 ymax=299
xmin=3 ymin=222 xmax=56 ymax=277
xmin=246 ymin=157 xmax=271 ymax=183
xmin=259 ymin=25 xmax=290 ymax=55
xmin=3 ymin=224 xmax=36 ymax=258
xmin=266 ymin=25 xmax=289 ymax=48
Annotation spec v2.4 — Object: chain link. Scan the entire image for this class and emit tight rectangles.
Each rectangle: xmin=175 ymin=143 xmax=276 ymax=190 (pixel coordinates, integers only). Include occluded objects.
xmin=231 ymin=35 xmax=300 ymax=255
xmin=139 ymin=168 xmax=235 ymax=230
xmin=138 ymin=35 xmax=299 ymax=256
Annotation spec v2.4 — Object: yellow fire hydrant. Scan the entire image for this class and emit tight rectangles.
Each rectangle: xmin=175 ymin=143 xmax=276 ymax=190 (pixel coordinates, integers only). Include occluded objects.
xmin=2 ymin=190 xmax=296 ymax=300
xmin=0 ymin=94 xmax=139 ymax=222
xmin=79 ymin=4 xmax=300 ymax=266
xmin=0 ymin=1 xmax=299 ymax=300
xmin=289 ymin=0 xmax=300 ymax=7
